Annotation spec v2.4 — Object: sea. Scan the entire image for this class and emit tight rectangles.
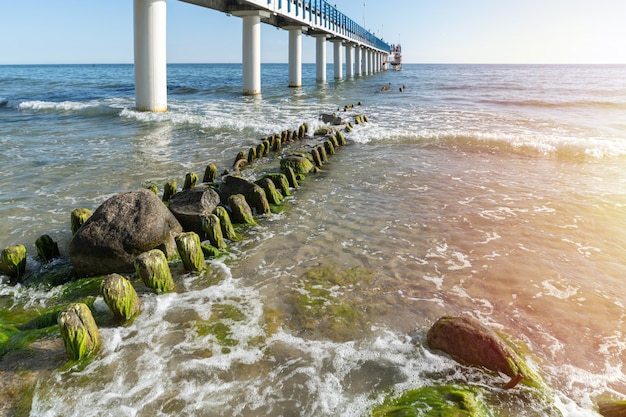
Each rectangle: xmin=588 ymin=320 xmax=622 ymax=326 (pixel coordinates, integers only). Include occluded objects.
xmin=1 ymin=63 xmax=626 ymax=416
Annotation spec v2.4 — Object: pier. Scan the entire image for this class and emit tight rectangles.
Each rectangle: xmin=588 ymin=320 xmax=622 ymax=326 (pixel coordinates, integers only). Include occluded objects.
xmin=134 ymin=0 xmax=391 ymax=111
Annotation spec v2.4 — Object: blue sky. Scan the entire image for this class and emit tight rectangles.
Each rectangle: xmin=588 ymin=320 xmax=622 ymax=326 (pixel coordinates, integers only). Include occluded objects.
xmin=1 ymin=0 xmax=625 ymax=64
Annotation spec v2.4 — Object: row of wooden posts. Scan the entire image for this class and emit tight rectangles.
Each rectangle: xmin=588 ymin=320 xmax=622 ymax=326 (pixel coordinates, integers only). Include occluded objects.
xmin=2 ymin=106 xmax=369 ymax=361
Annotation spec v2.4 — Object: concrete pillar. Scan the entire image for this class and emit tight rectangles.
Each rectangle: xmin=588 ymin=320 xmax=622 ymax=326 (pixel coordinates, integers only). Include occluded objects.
xmin=345 ymin=43 xmax=353 ymax=78
xmin=354 ymin=45 xmax=361 ymax=76
xmin=134 ymin=0 xmax=167 ymax=112
xmin=287 ymin=27 xmax=304 ymax=88
xmin=234 ymin=10 xmax=270 ymax=95
xmin=314 ymin=34 xmax=328 ymax=82
xmin=333 ymin=40 xmax=343 ymax=80
xmin=362 ymin=48 xmax=366 ymax=75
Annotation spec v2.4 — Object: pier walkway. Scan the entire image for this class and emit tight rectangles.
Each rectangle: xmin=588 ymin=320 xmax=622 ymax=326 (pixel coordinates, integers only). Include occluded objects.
xmin=134 ymin=0 xmax=391 ymax=111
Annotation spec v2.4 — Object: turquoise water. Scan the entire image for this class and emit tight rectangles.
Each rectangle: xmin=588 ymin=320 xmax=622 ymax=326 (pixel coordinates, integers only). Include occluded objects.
xmin=2 ymin=63 xmax=626 ymax=415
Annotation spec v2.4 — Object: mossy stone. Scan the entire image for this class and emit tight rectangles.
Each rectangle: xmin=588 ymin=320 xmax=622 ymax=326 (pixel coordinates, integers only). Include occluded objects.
xmin=311 ymin=148 xmax=323 ymax=167
xmin=249 ymin=186 xmax=271 ymax=215
xmin=1 ymin=244 xmax=27 ymax=283
xmin=336 ymin=131 xmax=347 ymax=145
xmin=200 ymin=243 xmax=221 ymax=258
xmin=317 ymin=145 xmax=328 ymax=162
xmin=134 ymin=249 xmax=175 ymax=293
xmin=247 ymin=147 xmax=257 ymax=164
xmin=100 ymin=273 xmax=141 ymax=325
xmin=283 ymin=166 xmax=299 ymax=189
xmin=324 ymin=139 xmax=336 ymax=155
xmin=175 ymin=232 xmax=206 ymax=272
xmin=371 ymin=385 xmax=493 ymax=417
xmin=58 ymin=302 xmax=101 ymax=361
xmin=35 ymin=234 xmax=60 ymax=263
xmin=146 ymin=183 xmax=159 ymax=195
xmin=281 ymin=155 xmax=314 ymax=175
xmin=70 ymin=208 xmax=92 ymax=234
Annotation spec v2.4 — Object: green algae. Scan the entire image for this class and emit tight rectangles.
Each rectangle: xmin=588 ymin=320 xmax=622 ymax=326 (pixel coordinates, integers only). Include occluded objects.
xmin=203 ymin=163 xmax=218 ymax=183
xmin=183 ymin=172 xmax=198 ymax=190
xmin=135 ymin=249 xmax=176 ymax=293
xmin=35 ymin=234 xmax=60 ymax=263
xmin=213 ymin=205 xmax=240 ymax=241
xmin=195 ymin=303 xmax=246 ymax=353
xmin=288 ymin=265 xmax=376 ymax=342
xmin=371 ymin=385 xmax=493 ymax=417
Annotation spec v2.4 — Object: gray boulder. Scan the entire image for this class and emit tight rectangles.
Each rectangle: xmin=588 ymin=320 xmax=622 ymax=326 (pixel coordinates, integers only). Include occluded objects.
xmin=69 ymin=189 xmax=182 ymax=277
xmin=219 ymin=175 xmax=270 ymax=215
xmin=168 ymin=188 xmax=221 ymax=234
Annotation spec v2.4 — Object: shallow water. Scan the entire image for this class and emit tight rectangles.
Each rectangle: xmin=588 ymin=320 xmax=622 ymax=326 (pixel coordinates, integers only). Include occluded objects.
xmin=2 ymin=63 xmax=626 ymax=415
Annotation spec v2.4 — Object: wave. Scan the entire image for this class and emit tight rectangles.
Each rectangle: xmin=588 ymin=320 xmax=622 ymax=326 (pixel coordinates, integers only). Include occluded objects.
xmin=479 ymin=98 xmax=626 ymax=110
xmin=15 ymin=98 xmax=127 ymax=117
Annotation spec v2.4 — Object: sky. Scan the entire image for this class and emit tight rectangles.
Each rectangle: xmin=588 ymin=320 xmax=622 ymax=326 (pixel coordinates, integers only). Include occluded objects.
xmin=1 ymin=0 xmax=626 ymax=65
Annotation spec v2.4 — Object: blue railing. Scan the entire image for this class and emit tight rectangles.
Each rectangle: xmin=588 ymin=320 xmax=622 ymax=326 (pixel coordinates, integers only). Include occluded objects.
xmin=268 ymin=0 xmax=390 ymax=52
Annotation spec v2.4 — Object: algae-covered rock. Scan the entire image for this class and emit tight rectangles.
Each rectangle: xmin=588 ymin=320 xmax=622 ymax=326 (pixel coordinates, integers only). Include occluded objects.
xmin=175 ymin=232 xmax=205 ymax=272
xmin=100 ymin=273 xmax=141 ymax=325
xmin=281 ymin=155 xmax=314 ymax=175
xmin=134 ymin=249 xmax=175 ymax=293
xmin=70 ymin=208 xmax=92 ymax=234
xmin=1 ymin=244 xmax=27 ymax=283
xmin=35 ymin=234 xmax=60 ymax=263
xmin=598 ymin=399 xmax=626 ymax=417
xmin=371 ymin=385 xmax=493 ymax=417
xmin=58 ymin=302 xmax=101 ymax=361
xmin=202 ymin=214 xmax=226 ymax=249
xmin=311 ymin=148 xmax=323 ymax=167
xmin=200 ymin=243 xmax=221 ymax=258
xmin=228 ymin=194 xmax=256 ymax=226
xmin=220 ymin=175 xmax=270 ymax=215
xmin=203 ymin=163 xmax=218 ymax=183
xmin=213 ymin=206 xmax=239 ymax=241
xmin=427 ymin=316 xmax=536 ymax=389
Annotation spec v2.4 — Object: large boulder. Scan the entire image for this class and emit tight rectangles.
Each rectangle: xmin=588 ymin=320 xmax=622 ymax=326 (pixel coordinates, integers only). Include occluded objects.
xmin=426 ymin=316 xmax=525 ymax=389
xmin=69 ymin=189 xmax=182 ymax=277
xmin=168 ymin=187 xmax=221 ymax=234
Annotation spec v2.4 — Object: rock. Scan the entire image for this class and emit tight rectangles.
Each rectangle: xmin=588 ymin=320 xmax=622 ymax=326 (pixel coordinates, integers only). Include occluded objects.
xmin=320 ymin=114 xmax=345 ymax=125
xmin=371 ymin=385 xmax=491 ymax=417
xmin=162 ymin=180 xmax=177 ymax=202
xmin=247 ymin=147 xmax=257 ymax=164
xmin=100 ymin=273 xmax=141 ymax=324
xmin=175 ymin=232 xmax=205 ymax=272
xmin=426 ymin=316 xmax=524 ymax=389
xmin=324 ymin=139 xmax=336 ymax=155
xmin=58 ymin=302 xmax=101 ymax=361
xmin=0 ymin=244 xmax=27 ymax=284
xmin=280 ymin=155 xmax=314 ymax=175
xmin=134 ymin=249 xmax=175 ymax=293
xmin=70 ymin=208 xmax=92 ymax=234
xmin=69 ymin=189 xmax=183 ymax=277
xmin=35 ymin=234 xmax=60 ymax=263
xmin=219 ymin=175 xmax=270 ymax=215
xmin=599 ymin=400 xmax=626 ymax=417
xmin=168 ymin=187 xmax=221 ymax=234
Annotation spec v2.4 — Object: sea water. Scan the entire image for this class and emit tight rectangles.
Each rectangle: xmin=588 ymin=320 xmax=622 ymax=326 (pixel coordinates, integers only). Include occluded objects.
xmin=2 ymin=63 xmax=626 ymax=415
